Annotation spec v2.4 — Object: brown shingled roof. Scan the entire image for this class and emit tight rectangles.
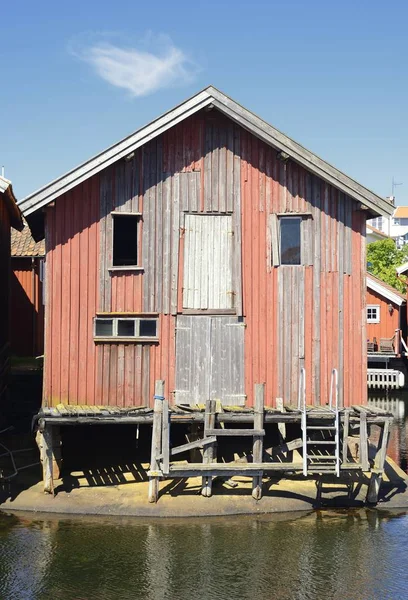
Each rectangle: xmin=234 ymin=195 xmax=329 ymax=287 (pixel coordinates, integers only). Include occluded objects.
xmin=11 ymin=225 xmax=45 ymax=257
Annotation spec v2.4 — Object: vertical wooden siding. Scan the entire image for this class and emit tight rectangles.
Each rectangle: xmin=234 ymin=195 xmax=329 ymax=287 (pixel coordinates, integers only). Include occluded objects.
xmin=44 ymin=110 xmax=368 ymax=408
xmin=10 ymin=258 xmax=44 ymax=356
xmin=240 ymin=130 xmax=367 ymax=407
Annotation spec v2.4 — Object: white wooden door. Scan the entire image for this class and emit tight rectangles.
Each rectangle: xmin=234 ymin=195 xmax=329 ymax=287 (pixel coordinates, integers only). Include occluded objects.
xmin=182 ymin=215 xmax=233 ymax=309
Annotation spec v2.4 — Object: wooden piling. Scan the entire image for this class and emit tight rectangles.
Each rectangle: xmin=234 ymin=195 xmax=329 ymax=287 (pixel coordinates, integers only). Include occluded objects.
xmin=342 ymin=409 xmax=350 ymax=464
xmin=367 ymin=417 xmax=391 ymax=504
xmin=360 ymin=410 xmax=369 ymax=471
xmin=252 ymin=384 xmax=264 ymax=500
xmin=35 ymin=422 xmax=56 ymax=495
xmin=202 ymin=399 xmax=216 ymax=497
xmin=148 ymin=380 xmax=165 ymax=503
xmin=162 ymin=397 xmax=170 ymax=476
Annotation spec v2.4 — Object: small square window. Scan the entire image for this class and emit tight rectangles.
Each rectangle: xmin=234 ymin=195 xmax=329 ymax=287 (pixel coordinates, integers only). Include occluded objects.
xmin=117 ymin=319 xmax=135 ymax=337
xmin=113 ymin=215 xmax=139 ymax=266
xmin=280 ymin=217 xmax=301 ymax=265
xmin=139 ymin=320 xmax=157 ymax=337
xmin=367 ymin=306 xmax=380 ymax=323
xmin=95 ymin=319 xmax=113 ymax=336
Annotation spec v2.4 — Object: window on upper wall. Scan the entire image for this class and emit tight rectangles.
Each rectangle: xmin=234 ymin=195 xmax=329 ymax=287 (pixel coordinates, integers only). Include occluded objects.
xmin=280 ymin=217 xmax=302 ymax=265
xmin=367 ymin=305 xmax=380 ymax=323
xmin=94 ymin=317 xmax=158 ymax=341
xmin=112 ymin=215 xmax=139 ymax=266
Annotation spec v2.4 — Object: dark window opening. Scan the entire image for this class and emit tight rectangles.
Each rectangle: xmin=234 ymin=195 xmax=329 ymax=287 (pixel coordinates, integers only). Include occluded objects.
xmin=113 ymin=215 xmax=139 ymax=266
xmin=139 ymin=320 xmax=157 ymax=337
xmin=280 ymin=217 xmax=301 ymax=265
xmin=95 ymin=319 xmax=113 ymax=336
xmin=118 ymin=319 xmax=135 ymax=336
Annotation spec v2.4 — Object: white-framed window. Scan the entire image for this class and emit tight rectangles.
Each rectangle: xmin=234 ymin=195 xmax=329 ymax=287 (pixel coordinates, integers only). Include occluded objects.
xmin=94 ymin=316 xmax=158 ymax=341
xmin=367 ymin=305 xmax=380 ymax=323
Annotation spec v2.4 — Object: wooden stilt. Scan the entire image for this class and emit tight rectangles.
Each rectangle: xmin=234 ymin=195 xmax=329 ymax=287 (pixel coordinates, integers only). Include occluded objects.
xmin=202 ymin=399 xmax=216 ymax=497
xmin=148 ymin=380 xmax=164 ymax=503
xmin=342 ymin=409 xmax=350 ymax=464
xmin=252 ymin=384 xmax=264 ymax=500
xmin=162 ymin=398 xmax=170 ymax=476
xmin=367 ymin=417 xmax=391 ymax=504
xmin=36 ymin=422 xmax=55 ymax=495
xmin=359 ymin=410 xmax=369 ymax=471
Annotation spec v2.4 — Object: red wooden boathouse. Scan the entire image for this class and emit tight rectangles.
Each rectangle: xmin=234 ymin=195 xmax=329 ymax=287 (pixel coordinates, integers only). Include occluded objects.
xmin=20 ymin=87 xmax=394 ymax=410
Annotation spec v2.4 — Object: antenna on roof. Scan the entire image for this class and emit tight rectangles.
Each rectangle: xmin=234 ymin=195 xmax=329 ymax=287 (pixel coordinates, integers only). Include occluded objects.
xmin=392 ymin=176 xmax=403 ymax=197
xmin=1 ymin=166 xmax=4 ymax=178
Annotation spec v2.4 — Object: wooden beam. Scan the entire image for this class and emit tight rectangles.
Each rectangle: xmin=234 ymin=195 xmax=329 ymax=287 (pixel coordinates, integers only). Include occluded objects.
xmin=157 ymin=436 xmax=217 ymax=460
xmin=205 ymin=428 xmax=265 ymax=437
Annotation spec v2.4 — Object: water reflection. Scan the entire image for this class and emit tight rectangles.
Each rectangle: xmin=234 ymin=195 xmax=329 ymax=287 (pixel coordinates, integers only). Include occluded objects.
xmin=1 ymin=510 xmax=408 ymax=600
xmin=369 ymin=390 xmax=408 ymax=472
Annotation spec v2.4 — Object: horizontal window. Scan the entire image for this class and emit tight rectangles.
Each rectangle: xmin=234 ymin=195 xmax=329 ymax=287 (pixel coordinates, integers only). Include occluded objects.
xmin=94 ymin=317 xmax=158 ymax=341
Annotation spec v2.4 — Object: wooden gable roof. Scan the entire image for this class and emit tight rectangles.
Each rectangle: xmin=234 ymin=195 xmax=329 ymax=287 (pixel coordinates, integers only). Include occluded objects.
xmin=19 ymin=86 xmax=394 ymax=219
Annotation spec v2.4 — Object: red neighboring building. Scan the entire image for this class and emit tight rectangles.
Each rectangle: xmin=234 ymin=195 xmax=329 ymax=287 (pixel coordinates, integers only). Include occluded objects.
xmin=10 ymin=226 xmax=45 ymax=357
xmin=366 ymin=273 xmax=407 ymax=354
xmin=0 ymin=176 xmax=23 ymax=401
xmin=20 ymin=87 xmax=394 ymax=410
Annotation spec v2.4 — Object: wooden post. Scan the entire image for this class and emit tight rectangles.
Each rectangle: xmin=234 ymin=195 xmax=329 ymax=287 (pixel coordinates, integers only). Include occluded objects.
xmin=162 ymin=398 xmax=170 ymax=476
xmin=35 ymin=421 xmax=55 ymax=495
xmin=252 ymin=384 xmax=264 ymax=500
xmin=202 ymin=399 xmax=216 ymax=497
xmin=342 ymin=409 xmax=350 ymax=464
xmin=148 ymin=380 xmax=165 ymax=503
xmin=367 ymin=418 xmax=391 ymax=504
xmin=359 ymin=411 xmax=369 ymax=471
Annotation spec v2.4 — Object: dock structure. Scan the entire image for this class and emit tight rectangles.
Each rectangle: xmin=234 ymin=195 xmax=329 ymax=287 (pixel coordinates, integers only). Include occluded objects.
xmin=36 ymin=378 xmax=393 ymax=505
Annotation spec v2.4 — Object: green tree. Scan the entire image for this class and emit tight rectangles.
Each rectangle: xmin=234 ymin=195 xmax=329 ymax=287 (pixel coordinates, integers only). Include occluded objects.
xmin=367 ymin=238 xmax=408 ymax=292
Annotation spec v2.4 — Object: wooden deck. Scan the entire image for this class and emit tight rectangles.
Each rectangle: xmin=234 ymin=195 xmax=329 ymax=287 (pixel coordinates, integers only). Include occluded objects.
xmin=37 ymin=403 xmax=392 ymax=425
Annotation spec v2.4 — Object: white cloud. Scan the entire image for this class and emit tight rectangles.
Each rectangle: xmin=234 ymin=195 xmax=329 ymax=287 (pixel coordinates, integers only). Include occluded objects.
xmin=72 ymin=34 xmax=197 ymax=97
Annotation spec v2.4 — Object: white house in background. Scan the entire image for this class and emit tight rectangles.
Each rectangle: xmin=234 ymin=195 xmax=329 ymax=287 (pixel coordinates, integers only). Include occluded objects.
xmin=368 ymin=204 xmax=408 ymax=248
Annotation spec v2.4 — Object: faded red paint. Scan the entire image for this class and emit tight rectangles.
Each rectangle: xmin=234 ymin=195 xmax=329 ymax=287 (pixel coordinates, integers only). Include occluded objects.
xmin=10 ymin=257 xmax=44 ymax=356
xmin=43 ymin=111 xmax=370 ymax=409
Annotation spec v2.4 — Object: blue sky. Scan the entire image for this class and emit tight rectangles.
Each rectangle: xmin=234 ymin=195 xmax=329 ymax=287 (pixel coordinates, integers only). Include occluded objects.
xmin=2 ymin=0 xmax=408 ymax=203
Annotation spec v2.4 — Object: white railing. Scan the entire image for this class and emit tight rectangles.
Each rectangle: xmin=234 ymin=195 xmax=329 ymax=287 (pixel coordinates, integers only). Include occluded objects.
xmin=367 ymin=368 xmax=405 ymax=389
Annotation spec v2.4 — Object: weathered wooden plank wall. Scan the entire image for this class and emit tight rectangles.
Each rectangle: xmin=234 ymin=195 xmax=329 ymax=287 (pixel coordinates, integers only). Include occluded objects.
xmin=44 ymin=110 xmax=368 ymax=408
xmin=10 ymin=257 xmax=44 ymax=356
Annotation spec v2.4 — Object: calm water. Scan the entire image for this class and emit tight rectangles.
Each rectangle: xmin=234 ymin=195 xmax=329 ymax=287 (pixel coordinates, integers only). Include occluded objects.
xmin=1 ymin=509 xmax=408 ymax=600
xmin=1 ymin=390 xmax=408 ymax=600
